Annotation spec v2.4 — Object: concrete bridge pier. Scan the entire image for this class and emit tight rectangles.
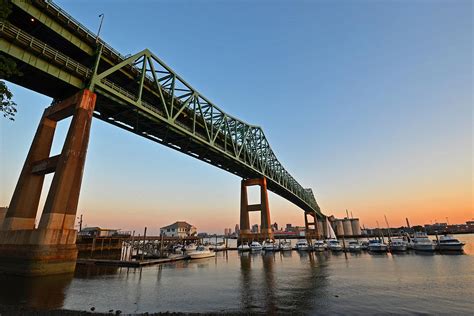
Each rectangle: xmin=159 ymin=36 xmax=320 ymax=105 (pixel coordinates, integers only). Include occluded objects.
xmin=0 ymin=89 xmax=96 ymax=276
xmin=239 ymin=178 xmax=273 ymax=243
xmin=305 ymin=211 xmax=321 ymax=241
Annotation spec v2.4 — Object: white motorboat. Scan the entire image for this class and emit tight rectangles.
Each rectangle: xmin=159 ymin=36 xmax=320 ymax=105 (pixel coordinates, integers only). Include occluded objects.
xmin=237 ymin=242 xmax=250 ymax=252
xmin=390 ymin=237 xmax=408 ymax=252
xmin=324 ymin=218 xmax=342 ymax=253
xmin=213 ymin=242 xmax=227 ymax=251
xmin=184 ymin=243 xmax=197 ymax=252
xmin=368 ymin=239 xmax=388 ymax=253
xmin=263 ymin=240 xmax=279 ymax=251
xmin=411 ymin=232 xmax=436 ymax=252
xmin=188 ymin=245 xmax=216 ymax=259
xmin=347 ymin=240 xmax=361 ymax=252
xmin=279 ymin=240 xmax=292 ymax=251
xmin=313 ymin=240 xmax=327 ymax=252
xmin=250 ymin=241 xmax=262 ymax=252
xmin=172 ymin=244 xmax=184 ymax=254
xmin=437 ymin=235 xmax=465 ymax=251
xmin=295 ymin=239 xmax=310 ymax=251
xmin=327 ymin=239 xmax=343 ymax=252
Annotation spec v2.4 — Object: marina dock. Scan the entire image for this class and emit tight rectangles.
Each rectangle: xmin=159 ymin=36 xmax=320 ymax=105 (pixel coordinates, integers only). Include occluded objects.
xmin=77 ymin=255 xmax=190 ymax=267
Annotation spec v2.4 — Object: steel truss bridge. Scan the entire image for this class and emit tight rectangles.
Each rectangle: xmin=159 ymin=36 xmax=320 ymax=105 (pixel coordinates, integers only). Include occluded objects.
xmin=1 ymin=0 xmax=322 ymax=217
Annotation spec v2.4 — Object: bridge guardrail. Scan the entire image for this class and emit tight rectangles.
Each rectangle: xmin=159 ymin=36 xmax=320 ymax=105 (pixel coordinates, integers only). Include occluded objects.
xmin=0 ymin=22 xmax=92 ymax=80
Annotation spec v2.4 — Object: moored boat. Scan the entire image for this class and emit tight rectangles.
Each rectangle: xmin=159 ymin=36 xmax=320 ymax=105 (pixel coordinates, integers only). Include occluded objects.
xmin=237 ymin=242 xmax=250 ymax=252
xmin=295 ymin=239 xmax=310 ymax=251
xmin=389 ymin=237 xmax=408 ymax=252
xmin=184 ymin=243 xmax=197 ymax=252
xmin=279 ymin=240 xmax=292 ymax=251
xmin=347 ymin=240 xmax=361 ymax=252
xmin=327 ymin=239 xmax=343 ymax=252
xmin=188 ymin=245 xmax=216 ymax=259
xmin=368 ymin=239 xmax=388 ymax=253
xmin=437 ymin=235 xmax=465 ymax=251
xmin=263 ymin=239 xmax=279 ymax=251
xmin=250 ymin=241 xmax=262 ymax=252
xmin=411 ymin=232 xmax=436 ymax=252
xmin=313 ymin=240 xmax=327 ymax=252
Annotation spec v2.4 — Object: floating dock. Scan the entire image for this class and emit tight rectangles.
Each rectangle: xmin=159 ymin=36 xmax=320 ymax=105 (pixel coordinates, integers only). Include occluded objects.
xmin=76 ymin=255 xmax=189 ymax=267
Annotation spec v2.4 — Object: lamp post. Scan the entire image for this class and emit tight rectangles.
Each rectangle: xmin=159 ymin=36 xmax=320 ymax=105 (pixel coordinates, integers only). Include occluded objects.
xmin=96 ymin=13 xmax=104 ymax=43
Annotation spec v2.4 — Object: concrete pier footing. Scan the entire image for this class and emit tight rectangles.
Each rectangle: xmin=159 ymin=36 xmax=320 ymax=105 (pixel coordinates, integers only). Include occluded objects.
xmin=0 ymin=90 xmax=96 ymax=276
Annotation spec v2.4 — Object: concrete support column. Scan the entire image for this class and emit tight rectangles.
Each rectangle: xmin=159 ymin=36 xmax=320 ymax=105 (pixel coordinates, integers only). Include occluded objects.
xmin=305 ymin=211 xmax=320 ymax=240
xmin=238 ymin=177 xmax=273 ymax=242
xmin=259 ymin=178 xmax=272 ymax=237
xmin=2 ymin=116 xmax=57 ymax=231
xmin=0 ymin=89 xmax=96 ymax=276
xmin=39 ymin=90 xmax=96 ymax=230
xmin=240 ymin=180 xmax=250 ymax=235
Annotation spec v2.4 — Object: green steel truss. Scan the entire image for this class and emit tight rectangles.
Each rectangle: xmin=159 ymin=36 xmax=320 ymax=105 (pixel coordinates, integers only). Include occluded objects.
xmin=89 ymin=49 xmax=320 ymax=216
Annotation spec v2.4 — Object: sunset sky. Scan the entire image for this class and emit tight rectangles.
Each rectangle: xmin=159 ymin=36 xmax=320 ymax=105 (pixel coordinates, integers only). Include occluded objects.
xmin=0 ymin=0 xmax=472 ymax=235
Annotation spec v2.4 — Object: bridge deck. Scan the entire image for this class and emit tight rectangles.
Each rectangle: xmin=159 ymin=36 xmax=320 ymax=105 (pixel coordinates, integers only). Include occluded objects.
xmin=2 ymin=0 xmax=323 ymax=216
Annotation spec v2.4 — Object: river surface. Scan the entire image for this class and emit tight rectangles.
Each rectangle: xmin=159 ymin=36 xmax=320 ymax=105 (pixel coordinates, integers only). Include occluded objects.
xmin=1 ymin=234 xmax=473 ymax=315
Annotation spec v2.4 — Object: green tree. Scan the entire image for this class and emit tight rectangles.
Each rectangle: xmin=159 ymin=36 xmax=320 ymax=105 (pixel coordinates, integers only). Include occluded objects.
xmin=0 ymin=0 xmax=19 ymax=121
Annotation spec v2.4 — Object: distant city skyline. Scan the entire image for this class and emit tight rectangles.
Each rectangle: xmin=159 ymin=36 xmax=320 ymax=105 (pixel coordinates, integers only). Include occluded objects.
xmin=1 ymin=0 xmax=472 ymax=235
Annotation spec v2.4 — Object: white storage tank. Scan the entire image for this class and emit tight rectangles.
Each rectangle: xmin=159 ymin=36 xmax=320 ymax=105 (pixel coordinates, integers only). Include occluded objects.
xmin=321 ymin=219 xmax=328 ymax=238
xmin=317 ymin=220 xmax=324 ymax=238
xmin=335 ymin=220 xmax=344 ymax=237
xmin=351 ymin=218 xmax=361 ymax=236
xmin=343 ymin=218 xmax=353 ymax=236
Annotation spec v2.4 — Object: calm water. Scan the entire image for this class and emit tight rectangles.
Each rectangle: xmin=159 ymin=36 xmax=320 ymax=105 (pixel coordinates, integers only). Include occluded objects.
xmin=1 ymin=234 xmax=473 ymax=315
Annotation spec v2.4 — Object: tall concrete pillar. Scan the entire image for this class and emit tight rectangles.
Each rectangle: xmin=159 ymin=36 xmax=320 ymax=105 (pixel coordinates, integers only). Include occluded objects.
xmin=2 ymin=116 xmax=57 ymax=230
xmin=240 ymin=181 xmax=250 ymax=236
xmin=304 ymin=211 xmax=321 ymax=240
xmin=239 ymin=177 xmax=273 ymax=242
xmin=0 ymin=89 xmax=96 ymax=276
xmin=259 ymin=178 xmax=272 ymax=237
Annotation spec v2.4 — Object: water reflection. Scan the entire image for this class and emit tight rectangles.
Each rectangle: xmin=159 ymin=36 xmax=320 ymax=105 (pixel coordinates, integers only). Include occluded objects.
xmin=1 ymin=235 xmax=472 ymax=314
xmin=0 ymin=273 xmax=72 ymax=310
xmin=238 ymin=251 xmax=329 ymax=314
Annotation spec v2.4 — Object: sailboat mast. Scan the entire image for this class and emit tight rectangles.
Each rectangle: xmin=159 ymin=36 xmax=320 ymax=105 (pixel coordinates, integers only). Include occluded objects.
xmin=384 ymin=215 xmax=392 ymax=242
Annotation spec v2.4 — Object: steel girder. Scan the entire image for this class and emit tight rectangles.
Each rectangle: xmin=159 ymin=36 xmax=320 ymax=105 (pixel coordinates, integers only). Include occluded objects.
xmin=89 ymin=49 xmax=321 ymax=216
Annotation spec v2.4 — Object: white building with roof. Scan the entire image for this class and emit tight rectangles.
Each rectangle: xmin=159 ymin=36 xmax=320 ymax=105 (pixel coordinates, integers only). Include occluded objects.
xmin=160 ymin=221 xmax=197 ymax=237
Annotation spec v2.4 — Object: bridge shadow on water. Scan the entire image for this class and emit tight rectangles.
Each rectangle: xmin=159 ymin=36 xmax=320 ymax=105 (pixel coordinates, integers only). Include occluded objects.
xmin=0 ymin=273 xmax=73 ymax=311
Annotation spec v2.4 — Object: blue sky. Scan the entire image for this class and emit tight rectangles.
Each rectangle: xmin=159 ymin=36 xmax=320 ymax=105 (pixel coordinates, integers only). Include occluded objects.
xmin=0 ymin=0 xmax=472 ymax=234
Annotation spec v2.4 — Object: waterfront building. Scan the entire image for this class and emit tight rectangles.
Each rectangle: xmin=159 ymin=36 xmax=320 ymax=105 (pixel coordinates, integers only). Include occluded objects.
xmin=235 ymin=224 xmax=240 ymax=235
xmin=160 ymin=221 xmax=197 ymax=237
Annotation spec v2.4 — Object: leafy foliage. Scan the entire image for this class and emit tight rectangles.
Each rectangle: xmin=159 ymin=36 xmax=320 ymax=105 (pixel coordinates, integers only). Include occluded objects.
xmin=0 ymin=81 xmax=16 ymax=120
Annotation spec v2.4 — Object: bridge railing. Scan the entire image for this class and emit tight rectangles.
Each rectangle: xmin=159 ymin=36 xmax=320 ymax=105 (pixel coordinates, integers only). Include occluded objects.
xmin=43 ymin=0 xmax=124 ymax=61
xmin=0 ymin=22 xmax=92 ymax=80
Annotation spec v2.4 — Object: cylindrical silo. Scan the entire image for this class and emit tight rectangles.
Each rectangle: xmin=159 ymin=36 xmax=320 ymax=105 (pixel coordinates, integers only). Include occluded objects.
xmin=351 ymin=218 xmax=361 ymax=236
xmin=321 ymin=219 xmax=328 ymax=238
xmin=335 ymin=220 xmax=344 ymax=237
xmin=317 ymin=220 xmax=324 ymax=238
xmin=343 ymin=218 xmax=353 ymax=236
